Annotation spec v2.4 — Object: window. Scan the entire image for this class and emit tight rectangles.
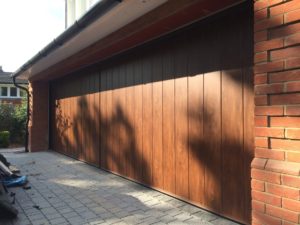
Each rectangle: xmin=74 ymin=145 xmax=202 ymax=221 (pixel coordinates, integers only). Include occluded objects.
xmin=1 ymin=87 xmax=8 ymax=96
xmin=10 ymin=87 xmax=17 ymax=97
xmin=0 ymin=86 xmax=27 ymax=98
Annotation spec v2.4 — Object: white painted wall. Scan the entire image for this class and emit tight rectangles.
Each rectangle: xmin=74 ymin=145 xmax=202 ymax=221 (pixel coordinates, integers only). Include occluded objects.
xmin=66 ymin=0 xmax=100 ymax=28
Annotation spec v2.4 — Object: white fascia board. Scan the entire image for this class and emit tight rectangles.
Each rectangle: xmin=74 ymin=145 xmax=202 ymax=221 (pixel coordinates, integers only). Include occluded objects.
xmin=21 ymin=0 xmax=167 ymax=80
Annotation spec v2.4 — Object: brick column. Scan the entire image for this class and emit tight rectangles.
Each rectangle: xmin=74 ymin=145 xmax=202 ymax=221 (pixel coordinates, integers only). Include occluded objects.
xmin=252 ymin=1 xmax=300 ymax=224
xmin=28 ymin=81 xmax=49 ymax=152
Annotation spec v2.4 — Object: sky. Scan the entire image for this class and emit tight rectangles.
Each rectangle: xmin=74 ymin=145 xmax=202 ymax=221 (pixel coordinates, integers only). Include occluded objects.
xmin=0 ymin=0 xmax=65 ymax=72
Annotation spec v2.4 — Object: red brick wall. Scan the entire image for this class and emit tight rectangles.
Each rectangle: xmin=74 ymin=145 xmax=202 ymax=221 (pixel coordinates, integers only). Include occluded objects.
xmin=0 ymin=99 xmax=22 ymax=105
xmin=253 ymin=0 xmax=300 ymax=224
xmin=28 ymin=81 xmax=49 ymax=152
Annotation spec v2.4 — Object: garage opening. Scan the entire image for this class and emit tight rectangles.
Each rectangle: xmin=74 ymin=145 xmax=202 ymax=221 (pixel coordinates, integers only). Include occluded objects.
xmin=50 ymin=2 xmax=253 ymax=223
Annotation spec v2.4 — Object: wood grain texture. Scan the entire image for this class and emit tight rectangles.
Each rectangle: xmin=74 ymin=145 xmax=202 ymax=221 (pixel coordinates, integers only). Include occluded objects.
xmin=125 ymin=62 xmax=135 ymax=179
xmin=221 ymin=69 xmax=244 ymax=220
xmin=174 ymin=38 xmax=189 ymax=199
xmin=162 ymin=46 xmax=175 ymax=194
xmin=50 ymin=3 xmax=253 ymax=223
xmin=188 ymin=58 xmax=205 ymax=204
xmin=112 ymin=67 xmax=120 ymax=173
xmin=92 ymin=72 xmax=100 ymax=167
xmin=203 ymin=71 xmax=222 ymax=213
xmin=152 ymin=53 xmax=163 ymax=189
xmin=118 ymin=64 xmax=127 ymax=176
xmin=100 ymin=70 xmax=107 ymax=170
xmin=243 ymin=67 xmax=254 ymax=224
xmin=134 ymin=60 xmax=143 ymax=181
xmin=106 ymin=69 xmax=113 ymax=171
xmin=142 ymin=57 xmax=153 ymax=185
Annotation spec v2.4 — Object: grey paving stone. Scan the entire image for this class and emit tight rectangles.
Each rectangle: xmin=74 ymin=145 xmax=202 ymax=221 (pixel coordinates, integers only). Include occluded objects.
xmin=31 ymin=219 xmax=50 ymax=225
xmin=49 ymin=216 xmax=67 ymax=225
xmin=193 ymin=211 xmax=219 ymax=222
xmin=80 ymin=211 xmax=98 ymax=220
xmin=62 ymin=211 xmax=79 ymax=219
xmin=45 ymin=212 xmax=64 ymax=220
xmin=58 ymin=207 xmax=74 ymax=214
xmin=211 ymin=218 xmax=240 ymax=225
xmin=89 ymin=220 xmax=106 ymax=225
xmin=2 ymin=151 xmax=237 ymax=225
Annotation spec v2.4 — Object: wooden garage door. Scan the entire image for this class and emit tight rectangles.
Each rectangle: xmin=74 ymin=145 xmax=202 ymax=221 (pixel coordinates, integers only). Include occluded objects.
xmin=50 ymin=2 xmax=253 ymax=224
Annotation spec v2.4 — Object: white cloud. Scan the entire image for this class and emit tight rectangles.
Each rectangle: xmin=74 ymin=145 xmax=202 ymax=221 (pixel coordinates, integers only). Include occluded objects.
xmin=0 ymin=0 xmax=65 ymax=72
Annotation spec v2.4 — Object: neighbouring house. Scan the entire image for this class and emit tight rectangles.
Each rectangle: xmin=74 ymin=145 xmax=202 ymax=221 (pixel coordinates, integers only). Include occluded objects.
xmin=0 ymin=66 xmax=27 ymax=105
xmin=11 ymin=0 xmax=300 ymax=224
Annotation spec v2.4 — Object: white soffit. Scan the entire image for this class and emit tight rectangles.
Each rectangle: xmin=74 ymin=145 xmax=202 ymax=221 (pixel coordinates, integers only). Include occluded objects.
xmin=23 ymin=0 xmax=167 ymax=80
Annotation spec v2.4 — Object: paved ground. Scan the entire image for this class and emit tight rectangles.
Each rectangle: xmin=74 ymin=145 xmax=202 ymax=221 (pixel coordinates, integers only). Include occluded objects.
xmin=0 ymin=150 xmax=239 ymax=225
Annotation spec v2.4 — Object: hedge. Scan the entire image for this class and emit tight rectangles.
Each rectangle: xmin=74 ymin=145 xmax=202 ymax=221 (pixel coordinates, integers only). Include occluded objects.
xmin=0 ymin=100 xmax=27 ymax=145
xmin=0 ymin=131 xmax=10 ymax=148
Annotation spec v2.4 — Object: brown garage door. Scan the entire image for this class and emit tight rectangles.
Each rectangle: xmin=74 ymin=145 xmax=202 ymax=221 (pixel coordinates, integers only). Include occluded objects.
xmin=50 ymin=2 xmax=253 ymax=224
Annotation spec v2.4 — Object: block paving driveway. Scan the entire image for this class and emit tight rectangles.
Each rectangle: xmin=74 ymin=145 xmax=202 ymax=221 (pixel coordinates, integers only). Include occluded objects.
xmin=0 ymin=150 xmax=238 ymax=225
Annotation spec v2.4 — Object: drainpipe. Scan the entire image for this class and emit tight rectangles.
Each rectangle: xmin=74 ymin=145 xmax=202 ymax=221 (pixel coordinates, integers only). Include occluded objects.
xmin=12 ymin=77 xmax=29 ymax=152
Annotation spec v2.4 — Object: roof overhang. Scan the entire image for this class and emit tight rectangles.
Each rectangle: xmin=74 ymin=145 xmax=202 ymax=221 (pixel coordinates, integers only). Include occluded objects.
xmin=15 ymin=0 xmax=245 ymax=81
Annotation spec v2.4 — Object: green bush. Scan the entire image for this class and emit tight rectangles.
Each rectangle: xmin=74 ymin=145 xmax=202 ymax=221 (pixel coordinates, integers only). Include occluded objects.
xmin=11 ymin=100 xmax=27 ymax=144
xmin=0 ymin=104 xmax=14 ymax=131
xmin=0 ymin=131 xmax=10 ymax=148
xmin=0 ymin=100 xmax=27 ymax=145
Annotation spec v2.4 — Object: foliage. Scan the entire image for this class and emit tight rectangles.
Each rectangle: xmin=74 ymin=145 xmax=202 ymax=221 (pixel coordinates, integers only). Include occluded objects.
xmin=0 ymin=131 xmax=10 ymax=148
xmin=0 ymin=100 xmax=27 ymax=145
xmin=0 ymin=104 xmax=14 ymax=131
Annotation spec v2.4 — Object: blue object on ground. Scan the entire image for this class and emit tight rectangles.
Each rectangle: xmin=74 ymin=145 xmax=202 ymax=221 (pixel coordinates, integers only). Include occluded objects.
xmin=1 ymin=175 xmax=27 ymax=187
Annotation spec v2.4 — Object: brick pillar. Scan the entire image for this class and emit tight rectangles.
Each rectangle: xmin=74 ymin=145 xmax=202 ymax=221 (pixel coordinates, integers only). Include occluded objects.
xmin=252 ymin=1 xmax=300 ymax=224
xmin=28 ymin=81 xmax=49 ymax=152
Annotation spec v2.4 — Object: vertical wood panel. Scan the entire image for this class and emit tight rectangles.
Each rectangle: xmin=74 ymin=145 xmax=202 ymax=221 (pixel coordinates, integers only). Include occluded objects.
xmin=106 ymin=69 xmax=113 ymax=171
xmin=97 ymin=72 xmax=101 ymax=167
xmin=100 ymin=70 xmax=107 ymax=170
xmin=86 ymin=73 xmax=92 ymax=164
xmin=243 ymin=68 xmax=254 ymax=223
xmin=78 ymin=76 xmax=83 ymax=160
xmin=70 ymin=80 xmax=75 ymax=157
xmin=203 ymin=71 xmax=222 ymax=212
xmin=65 ymin=84 xmax=71 ymax=157
xmin=75 ymin=76 xmax=82 ymax=159
xmin=243 ymin=7 xmax=254 ymax=222
xmin=162 ymin=46 xmax=175 ymax=194
xmin=125 ymin=62 xmax=135 ymax=179
xmin=58 ymin=96 xmax=64 ymax=154
xmin=187 ymin=39 xmax=205 ymax=203
xmin=89 ymin=73 xmax=94 ymax=164
xmin=112 ymin=67 xmax=120 ymax=173
xmin=96 ymin=72 xmax=101 ymax=167
xmin=84 ymin=74 xmax=91 ymax=163
xmin=188 ymin=73 xmax=204 ymax=203
xmin=152 ymin=54 xmax=163 ymax=189
xmin=54 ymin=84 xmax=60 ymax=153
xmin=142 ymin=57 xmax=153 ymax=185
xmin=92 ymin=72 xmax=100 ymax=167
xmin=62 ymin=85 xmax=68 ymax=155
xmin=174 ymin=40 xmax=189 ymax=199
xmin=134 ymin=60 xmax=143 ymax=181
xmin=78 ymin=75 xmax=85 ymax=161
xmin=67 ymin=95 xmax=71 ymax=157
xmin=119 ymin=64 xmax=127 ymax=175
xmin=221 ymin=69 xmax=244 ymax=220
xmin=69 ymin=95 xmax=75 ymax=158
